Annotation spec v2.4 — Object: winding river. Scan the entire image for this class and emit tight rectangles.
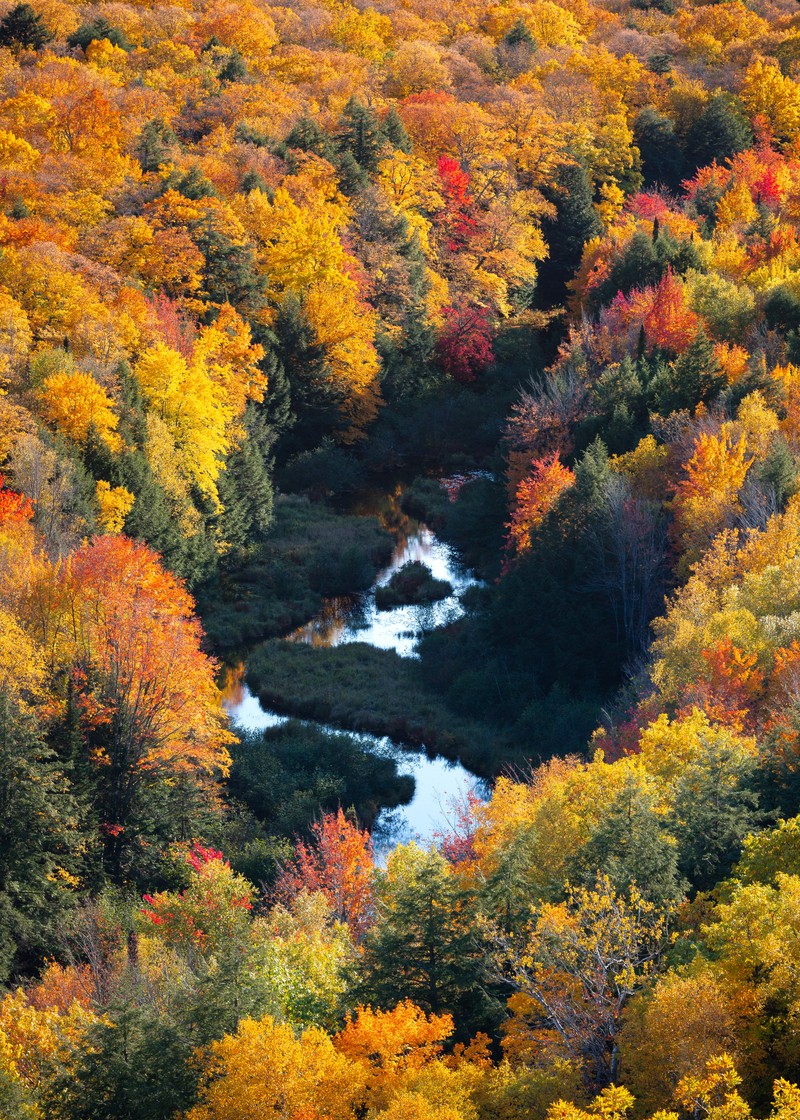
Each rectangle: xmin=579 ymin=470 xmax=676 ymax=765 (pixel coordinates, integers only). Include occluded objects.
xmin=222 ymin=486 xmax=487 ymax=852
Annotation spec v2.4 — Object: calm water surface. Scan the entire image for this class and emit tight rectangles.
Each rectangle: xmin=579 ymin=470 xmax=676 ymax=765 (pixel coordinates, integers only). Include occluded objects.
xmin=223 ymin=484 xmax=487 ymax=851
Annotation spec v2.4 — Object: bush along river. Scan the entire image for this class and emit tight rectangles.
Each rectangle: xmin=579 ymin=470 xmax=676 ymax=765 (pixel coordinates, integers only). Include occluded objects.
xmin=222 ymin=483 xmax=489 ymax=854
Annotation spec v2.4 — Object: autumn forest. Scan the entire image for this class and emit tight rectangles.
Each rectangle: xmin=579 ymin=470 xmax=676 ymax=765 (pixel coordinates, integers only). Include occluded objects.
xmin=5 ymin=0 xmax=800 ymax=1114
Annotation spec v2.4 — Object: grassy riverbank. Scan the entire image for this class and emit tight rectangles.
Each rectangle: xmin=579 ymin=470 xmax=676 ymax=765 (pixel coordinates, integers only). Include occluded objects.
xmin=198 ymin=496 xmax=393 ymax=650
xmin=246 ymin=640 xmax=505 ymax=777
xmin=229 ymin=720 xmax=415 ymax=837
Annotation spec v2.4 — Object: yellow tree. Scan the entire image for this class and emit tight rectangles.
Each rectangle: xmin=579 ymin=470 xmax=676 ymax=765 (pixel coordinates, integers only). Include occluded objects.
xmin=491 ymin=877 xmax=672 ymax=1087
xmin=38 ymin=371 xmax=122 ymax=452
xmin=672 ymin=431 xmax=752 ymax=570
xmin=236 ymin=183 xmax=382 ymax=438
xmin=187 ymin=1015 xmax=364 ymax=1120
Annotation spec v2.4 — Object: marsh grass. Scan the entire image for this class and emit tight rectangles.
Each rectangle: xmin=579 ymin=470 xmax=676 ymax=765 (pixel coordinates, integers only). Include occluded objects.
xmin=246 ymin=640 xmax=504 ymax=777
xmin=199 ymin=495 xmax=393 ymax=649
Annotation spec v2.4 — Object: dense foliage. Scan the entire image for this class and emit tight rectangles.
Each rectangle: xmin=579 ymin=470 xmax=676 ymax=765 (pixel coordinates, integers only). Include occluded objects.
xmin=7 ymin=0 xmax=800 ymax=1113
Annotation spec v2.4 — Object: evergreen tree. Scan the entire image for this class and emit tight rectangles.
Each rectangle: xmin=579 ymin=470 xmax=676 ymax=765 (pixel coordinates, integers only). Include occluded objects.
xmin=536 ymin=161 xmax=601 ymax=308
xmin=0 ymin=3 xmax=51 ymax=50
xmin=217 ymin=406 xmax=275 ymax=560
xmin=335 ymin=149 xmax=370 ymax=195
xmin=195 ymin=224 xmax=264 ymax=316
xmin=250 ymin=327 xmax=294 ymax=441
xmin=649 ymin=329 xmax=724 ymax=414
xmin=569 ymin=773 xmax=683 ymax=905
xmin=135 ymin=120 xmax=177 ymax=174
xmin=282 ymin=116 xmax=334 ymax=159
xmin=633 ymin=108 xmax=685 ymax=192
xmin=594 ymin=229 xmax=701 ymax=309
xmin=764 ymin=286 xmax=800 ymax=334
xmin=272 ymin=295 xmax=342 ymax=456
xmin=45 ymin=1005 xmax=197 ymax=1120
xmin=685 ymin=95 xmax=753 ymax=172
xmin=337 ymin=96 xmax=386 ymax=173
xmin=671 ymin=742 xmax=761 ymax=891
xmin=0 ymin=691 xmax=83 ymax=982
xmin=173 ymin=165 xmax=217 ymax=200
xmin=504 ymin=17 xmax=535 ymax=45
xmin=759 ymin=438 xmax=798 ymax=509
xmin=382 ymin=106 xmax=411 ymax=153
xmin=68 ymin=16 xmax=130 ymax=50
xmin=239 ymin=169 xmax=268 ymax=194
xmin=359 ymin=845 xmax=495 ymax=1038
xmin=218 ymin=47 xmax=247 ymax=83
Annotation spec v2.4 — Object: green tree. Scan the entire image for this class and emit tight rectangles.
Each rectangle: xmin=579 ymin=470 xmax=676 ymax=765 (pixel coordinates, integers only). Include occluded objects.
xmin=569 ymin=770 xmax=683 ymax=905
xmin=0 ymin=690 xmax=82 ymax=982
xmin=0 ymin=3 xmax=51 ymax=50
xmin=670 ymin=737 xmax=761 ymax=891
xmin=382 ymin=106 xmax=411 ymax=153
xmin=359 ymin=843 xmax=494 ymax=1037
xmin=217 ymin=406 xmax=275 ymax=560
xmin=67 ymin=16 xmax=130 ymax=50
xmin=648 ymin=330 xmax=724 ymax=415
xmin=337 ymin=96 xmax=386 ymax=173
xmin=633 ymin=108 xmax=685 ymax=191
xmin=44 ymin=1005 xmax=197 ymax=1120
xmin=685 ymin=95 xmax=753 ymax=172
xmin=537 ymin=161 xmax=601 ymax=308
xmin=135 ymin=120 xmax=177 ymax=174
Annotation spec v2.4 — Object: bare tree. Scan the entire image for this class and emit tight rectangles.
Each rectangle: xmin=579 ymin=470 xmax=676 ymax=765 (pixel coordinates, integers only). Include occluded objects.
xmin=584 ymin=474 xmax=668 ymax=659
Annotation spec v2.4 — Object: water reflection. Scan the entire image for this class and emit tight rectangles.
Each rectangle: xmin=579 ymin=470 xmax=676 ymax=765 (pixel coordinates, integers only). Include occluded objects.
xmin=288 ymin=522 xmax=479 ymax=659
xmin=224 ymin=681 xmax=484 ymax=855
xmin=223 ymin=481 xmax=488 ymax=849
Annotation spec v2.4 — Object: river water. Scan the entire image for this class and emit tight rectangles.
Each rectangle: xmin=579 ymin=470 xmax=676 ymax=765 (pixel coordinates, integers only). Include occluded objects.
xmin=222 ymin=487 xmax=486 ymax=851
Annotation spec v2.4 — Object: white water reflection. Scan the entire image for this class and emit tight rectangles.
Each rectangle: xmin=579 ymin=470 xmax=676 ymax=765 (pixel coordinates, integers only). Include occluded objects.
xmin=223 ymin=681 xmax=484 ymax=853
xmin=288 ymin=526 xmax=480 ymax=658
xmin=223 ymin=481 xmax=490 ymax=850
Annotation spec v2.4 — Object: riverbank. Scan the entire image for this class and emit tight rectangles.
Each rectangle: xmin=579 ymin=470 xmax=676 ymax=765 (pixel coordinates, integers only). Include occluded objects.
xmin=198 ymin=495 xmax=394 ymax=651
xmin=245 ymin=640 xmax=502 ymax=778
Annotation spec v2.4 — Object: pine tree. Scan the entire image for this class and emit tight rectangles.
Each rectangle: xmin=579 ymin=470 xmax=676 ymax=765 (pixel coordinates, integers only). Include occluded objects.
xmin=633 ymin=108 xmax=685 ymax=192
xmin=44 ymin=1004 xmax=197 ymax=1120
xmin=381 ymin=106 xmax=411 ymax=153
xmin=569 ymin=772 xmax=683 ymax=904
xmin=536 ymin=161 xmax=601 ymax=308
xmin=0 ymin=691 xmax=83 ymax=982
xmin=217 ymin=407 xmax=275 ymax=560
xmin=359 ymin=845 xmax=495 ymax=1037
xmin=135 ymin=120 xmax=177 ymax=174
xmin=337 ymin=97 xmax=386 ymax=173
xmin=0 ymin=3 xmax=51 ymax=50
xmin=283 ymin=116 xmax=333 ymax=159
xmin=649 ymin=329 xmax=724 ymax=414
xmin=685 ymin=95 xmax=753 ymax=173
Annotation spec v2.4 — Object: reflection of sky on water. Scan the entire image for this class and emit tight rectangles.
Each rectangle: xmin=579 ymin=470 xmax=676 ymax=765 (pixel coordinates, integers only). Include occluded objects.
xmin=223 ymin=485 xmax=490 ymax=850
xmin=223 ymin=682 xmax=487 ymax=854
xmin=288 ymin=526 xmax=480 ymax=658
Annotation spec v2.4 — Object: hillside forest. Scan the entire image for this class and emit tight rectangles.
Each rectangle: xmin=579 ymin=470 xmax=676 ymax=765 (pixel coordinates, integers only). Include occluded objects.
xmin=7 ymin=0 xmax=800 ymax=1115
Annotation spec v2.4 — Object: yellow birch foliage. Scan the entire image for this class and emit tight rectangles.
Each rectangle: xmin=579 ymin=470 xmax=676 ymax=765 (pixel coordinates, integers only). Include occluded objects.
xmin=38 ymin=371 xmax=122 ymax=452
xmin=672 ymin=431 xmax=752 ymax=568
xmin=187 ymin=1015 xmax=364 ymax=1120
xmin=95 ymin=481 xmax=135 ymax=533
xmin=136 ymin=343 xmax=232 ymax=505
xmin=235 ymin=184 xmax=382 ymax=438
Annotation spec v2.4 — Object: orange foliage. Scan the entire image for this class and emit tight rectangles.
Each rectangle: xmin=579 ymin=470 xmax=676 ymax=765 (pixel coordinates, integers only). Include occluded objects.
xmin=606 ymin=271 xmax=700 ymax=356
xmin=0 ymin=474 xmax=33 ymax=526
xmin=274 ymin=809 xmax=375 ymax=941
xmin=679 ymin=638 xmax=765 ymax=732
xmin=506 ymin=451 xmax=575 ymax=558
xmin=335 ymin=1001 xmax=454 ymax=1109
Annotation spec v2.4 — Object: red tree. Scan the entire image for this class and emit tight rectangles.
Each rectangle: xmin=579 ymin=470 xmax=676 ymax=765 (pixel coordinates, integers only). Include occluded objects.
xmin=273 ymin=809 xmax=375 ymax=941
xmin=435 ymin=305 xmax=494 ymax=384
